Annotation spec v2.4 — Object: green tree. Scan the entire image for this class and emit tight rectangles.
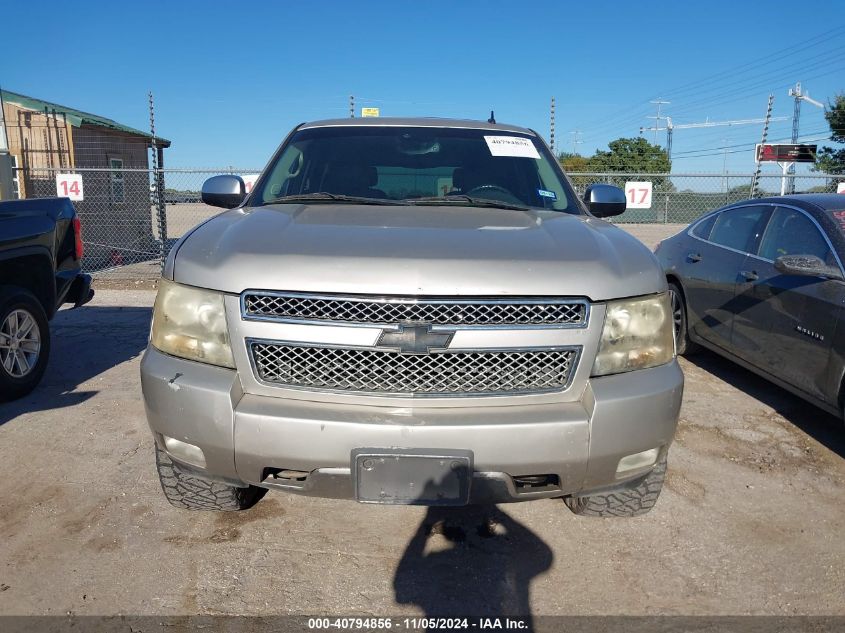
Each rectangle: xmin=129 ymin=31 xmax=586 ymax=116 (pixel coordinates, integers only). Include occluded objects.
xmin=557 ymin=152 xmax=593 ymax=190
xmin=586 ymin=137 xmax=672 ymax=189
xmin=557 ymin=152 xmax=591 ymax=172
xmin=815 ymin=93 xmax=845 ymax=174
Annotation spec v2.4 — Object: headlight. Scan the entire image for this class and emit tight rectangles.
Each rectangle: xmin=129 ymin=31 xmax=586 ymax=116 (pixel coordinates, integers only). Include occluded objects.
xmin=591 ymin=292 xmax=674 ymax=376
xmin=150 ymin=279 xmax=235 ymax=368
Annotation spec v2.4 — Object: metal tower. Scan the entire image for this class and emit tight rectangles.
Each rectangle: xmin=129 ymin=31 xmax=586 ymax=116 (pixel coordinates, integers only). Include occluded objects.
xmin=641 ymin=115 xmax=789 ymax=157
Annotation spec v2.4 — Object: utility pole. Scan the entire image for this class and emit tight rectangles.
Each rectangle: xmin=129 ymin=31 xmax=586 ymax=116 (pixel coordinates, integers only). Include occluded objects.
xmin=149 ymin=91 xmax=167 ymax=272
xmin=549 ymin=97 xmax=556 ymax=154
xmin=750 ymin=94 xmax=775 ymax=199
xmin=349 ymin=95 xmax=355 ymax=118
xmin=570 ymin=130 xmax=583 ymax=155
xmin=648 ymin=100 xmax=670 ymax=144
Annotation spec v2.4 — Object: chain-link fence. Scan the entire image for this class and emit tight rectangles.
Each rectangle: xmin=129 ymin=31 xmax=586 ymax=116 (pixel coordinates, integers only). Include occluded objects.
xmin=10 ymin=167 xmax=845 ymax=280
xmin=17 ymin=167 xmax=261 ymax=280
xmin=566 ymin=172 xmax=843 ymax=223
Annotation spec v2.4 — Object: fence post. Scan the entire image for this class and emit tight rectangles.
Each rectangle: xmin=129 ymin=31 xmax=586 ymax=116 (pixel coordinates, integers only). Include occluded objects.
xmin=155 ymin=150 xmax=167 ymax=273
xmin=148 ymin=92 xmax=168 ymax=273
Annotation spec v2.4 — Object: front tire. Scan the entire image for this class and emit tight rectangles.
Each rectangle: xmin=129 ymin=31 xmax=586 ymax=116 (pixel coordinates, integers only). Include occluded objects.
xmin=565 ymin=457 xmax=667 ymax=518
xmin=155 ymin=444 xmax=265 ymax=511
xmin=668 ymin=281 xmax=698 ymax=356
xmin=0 ymin=287 xmax=51 ymax=402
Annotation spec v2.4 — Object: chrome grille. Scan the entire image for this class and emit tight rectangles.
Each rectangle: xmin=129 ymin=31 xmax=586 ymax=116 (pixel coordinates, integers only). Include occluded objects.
xmin=250 ymin=342 xmax=579 ymax=396
xmin=243 ymin=293 xmax=587 ymax=326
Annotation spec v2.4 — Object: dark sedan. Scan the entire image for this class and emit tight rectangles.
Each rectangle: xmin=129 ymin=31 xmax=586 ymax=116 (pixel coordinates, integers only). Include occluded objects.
xmin=656 ymin=194 xmax=845 ymax=420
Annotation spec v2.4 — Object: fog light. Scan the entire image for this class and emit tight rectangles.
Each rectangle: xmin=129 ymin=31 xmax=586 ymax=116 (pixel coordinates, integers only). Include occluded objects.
xmin=616 ymin=447 xmax=659 ymax=477
xmin=163 ymin=435 xmax=206 ymax=469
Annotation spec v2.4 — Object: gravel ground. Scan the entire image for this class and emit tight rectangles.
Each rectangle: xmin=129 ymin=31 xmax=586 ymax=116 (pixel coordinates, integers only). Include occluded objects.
xmin=1 ymin=224 xmax=844 ymax=617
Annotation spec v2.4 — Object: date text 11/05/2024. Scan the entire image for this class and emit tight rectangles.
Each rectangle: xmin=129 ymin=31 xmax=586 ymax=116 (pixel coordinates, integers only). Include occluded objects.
xmin=307 ymin=617 xmax=530 ymax=630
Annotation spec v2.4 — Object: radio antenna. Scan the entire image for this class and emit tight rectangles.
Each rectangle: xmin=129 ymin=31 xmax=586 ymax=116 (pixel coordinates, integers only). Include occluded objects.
xmin=488 ymin=110 xmax=496 ymax=124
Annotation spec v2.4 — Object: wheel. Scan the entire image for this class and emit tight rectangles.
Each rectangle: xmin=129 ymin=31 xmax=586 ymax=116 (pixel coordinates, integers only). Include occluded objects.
xmin=0 ymin=287 xmax=51 ymax=402
xmin=668 ymin=281 xmax=698 ymax=356
xmin=565 ymin=457 xmax=667 ymax=518
xmin=155 ymin=443 xmax=265 ymax=511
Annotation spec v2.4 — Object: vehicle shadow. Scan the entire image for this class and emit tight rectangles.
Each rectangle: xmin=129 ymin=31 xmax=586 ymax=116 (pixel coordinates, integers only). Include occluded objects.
xmin=685 ymin=349 xmax=845 ymax=459
xmin=0 ymin=305 xmax=151 ymax=426
xmin=393 ymin=504 xmax=552 ymax=625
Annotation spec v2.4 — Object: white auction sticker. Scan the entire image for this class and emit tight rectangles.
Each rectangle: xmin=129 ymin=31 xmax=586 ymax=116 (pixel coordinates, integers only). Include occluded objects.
xmin=484 ymin=136 xmax=540 ymax=159
xmin=837 ymin=182 xmax=845 ymax=194
xmin=56 ymin=173 xmax=84 ymax=201
xmin=624 ymin=181 xmax=653 ymax=209
xmin=242 ymin=174 xmax=260 ymax=194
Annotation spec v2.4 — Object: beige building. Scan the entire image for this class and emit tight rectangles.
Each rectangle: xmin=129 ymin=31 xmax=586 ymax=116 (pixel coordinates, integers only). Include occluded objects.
xmin=0 ymin=89 xmax=171 ymax=267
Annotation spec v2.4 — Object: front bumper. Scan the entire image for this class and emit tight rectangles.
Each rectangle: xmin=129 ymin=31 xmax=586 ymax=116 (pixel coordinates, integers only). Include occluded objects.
xmin=141 ymin=346 xmax=683 ymax=503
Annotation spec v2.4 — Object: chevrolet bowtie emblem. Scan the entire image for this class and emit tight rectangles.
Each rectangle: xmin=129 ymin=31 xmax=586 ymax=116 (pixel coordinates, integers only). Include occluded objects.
xmin=377 ymin=324 xmax=454 ymax=355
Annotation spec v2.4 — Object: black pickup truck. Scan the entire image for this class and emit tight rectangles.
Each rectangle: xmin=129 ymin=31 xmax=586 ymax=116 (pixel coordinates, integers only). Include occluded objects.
xmin=0 ymin=197 xmax=93 ymax=401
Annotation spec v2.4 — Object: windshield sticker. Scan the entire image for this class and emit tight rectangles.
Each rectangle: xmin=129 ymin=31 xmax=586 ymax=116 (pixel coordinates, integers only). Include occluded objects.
xmin=484 ymin=136 xmax=541 ymax=159
xmin=537 ymin=189 xmax=557 ymax=200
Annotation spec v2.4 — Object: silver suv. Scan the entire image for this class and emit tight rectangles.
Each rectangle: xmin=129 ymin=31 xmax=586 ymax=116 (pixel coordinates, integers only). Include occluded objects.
xmin=140 ymin=118 xmax=683 ymax=517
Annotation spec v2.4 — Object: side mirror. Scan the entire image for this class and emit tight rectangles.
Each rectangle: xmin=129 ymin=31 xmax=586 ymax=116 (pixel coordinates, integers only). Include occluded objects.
xmin=774 ymin=254 xmax=844 ymax=281
xmin=583 ymin=184 xmax=626 ymax=218
xmin=201 ymin=175 xmax=246 ymax=209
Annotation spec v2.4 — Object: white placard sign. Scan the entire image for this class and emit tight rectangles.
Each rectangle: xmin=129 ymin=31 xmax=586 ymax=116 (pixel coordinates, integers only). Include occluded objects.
xmin=624 ymin=181 xmax=653 ymax=209
xmin=484 ymin=136 xmax=540 ymax=159
xmin=837 ymin=182 xmax=845 ymax=194
xmin=56 ymin=174 xmax=84 ymax=201
xmin=242 ymin=174 xmax=260 ymax=194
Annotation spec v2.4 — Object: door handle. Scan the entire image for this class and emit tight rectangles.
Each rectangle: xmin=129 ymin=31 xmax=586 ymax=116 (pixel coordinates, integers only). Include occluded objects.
xmin=741 ymin=270 xmax=758 ymax=281
xmin=687 ymin=252 xmax=702 ymax=262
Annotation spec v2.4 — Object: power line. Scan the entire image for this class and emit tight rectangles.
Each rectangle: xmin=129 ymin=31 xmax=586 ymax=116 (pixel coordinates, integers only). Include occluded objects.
xmin=657 ymin=31 xmax=845 ymax=102
xmin=575 ymin=26 xmax=845 ymax=141
xmin=672 ymin=135 xmax=832 ymax=160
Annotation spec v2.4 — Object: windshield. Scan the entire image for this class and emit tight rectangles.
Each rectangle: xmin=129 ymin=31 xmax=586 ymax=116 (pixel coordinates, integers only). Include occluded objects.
xmin=251 ymin=125 xmax=582 ymax=213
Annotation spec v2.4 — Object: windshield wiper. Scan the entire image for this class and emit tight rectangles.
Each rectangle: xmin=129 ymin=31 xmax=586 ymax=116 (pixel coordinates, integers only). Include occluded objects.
xmin=262 ymin=193 xmax=403 ymax=206
xmin=408 ymin=195 xmax=532 ymax=211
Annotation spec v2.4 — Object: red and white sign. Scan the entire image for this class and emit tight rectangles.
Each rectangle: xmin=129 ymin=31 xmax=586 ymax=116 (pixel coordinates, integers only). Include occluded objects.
xmin=624 ymin=181 xmax=652 ymax=209
xmin=837 ymin=182 xmax=845 ymax=194
xmin=242 ymin=174 xmax=260 ymax=194
xmin=56 ymin=174 xmax=84 ymax=201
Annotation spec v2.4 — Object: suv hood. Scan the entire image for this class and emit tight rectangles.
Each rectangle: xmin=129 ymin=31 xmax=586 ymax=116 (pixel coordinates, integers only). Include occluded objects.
xmin=170 ymin=203 xmax=664 ymax=301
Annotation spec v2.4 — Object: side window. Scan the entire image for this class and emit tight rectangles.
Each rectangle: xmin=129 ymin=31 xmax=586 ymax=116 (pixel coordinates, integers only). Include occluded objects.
xmin=10 ymin=154 xmax=20 ymax=199
xmin=691 ymin=213 xmax=718 ymax=240
xmin=758 ymin=207 xmax=832 ymax=263
xmin=708 ymin=205 xmax=770 ymax=253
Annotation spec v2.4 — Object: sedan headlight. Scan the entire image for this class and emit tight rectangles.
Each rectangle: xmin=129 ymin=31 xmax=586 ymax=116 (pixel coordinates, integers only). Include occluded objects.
xmin=150 ymin=279 xmax=235 ymax=368
xmin=591 ymin=293 xmax=674 ymax=376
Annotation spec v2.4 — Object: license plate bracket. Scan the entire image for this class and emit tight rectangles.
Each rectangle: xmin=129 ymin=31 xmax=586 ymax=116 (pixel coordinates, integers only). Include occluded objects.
xmin=352 ymin=448 xmax=473 ymax=506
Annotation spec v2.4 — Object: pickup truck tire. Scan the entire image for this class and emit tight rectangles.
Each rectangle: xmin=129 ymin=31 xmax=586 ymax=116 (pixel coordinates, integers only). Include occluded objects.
xmin=155 ymin=444 xmax=265 ymax=511
xmin=668 ymin=281 xmax=699 ymax=356
xmin=0 ymin=287 xmax=51 ymax=401
xmin=564 ymin=457 xmax=667 ymax=517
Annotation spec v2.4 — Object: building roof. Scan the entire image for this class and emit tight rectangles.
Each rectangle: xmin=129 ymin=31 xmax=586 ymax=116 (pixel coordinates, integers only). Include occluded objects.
xmin=0 ymin=89 xmax=171 ymax=147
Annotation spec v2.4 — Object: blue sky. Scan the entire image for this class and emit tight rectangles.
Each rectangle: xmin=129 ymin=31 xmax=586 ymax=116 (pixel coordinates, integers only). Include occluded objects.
xmin=2 ymin=0 xmax=843 ymax=174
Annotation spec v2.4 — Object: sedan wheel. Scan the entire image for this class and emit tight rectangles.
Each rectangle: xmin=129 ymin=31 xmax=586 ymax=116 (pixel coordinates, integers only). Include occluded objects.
xmin=668 ymin=282 xmax=698 ymax=356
